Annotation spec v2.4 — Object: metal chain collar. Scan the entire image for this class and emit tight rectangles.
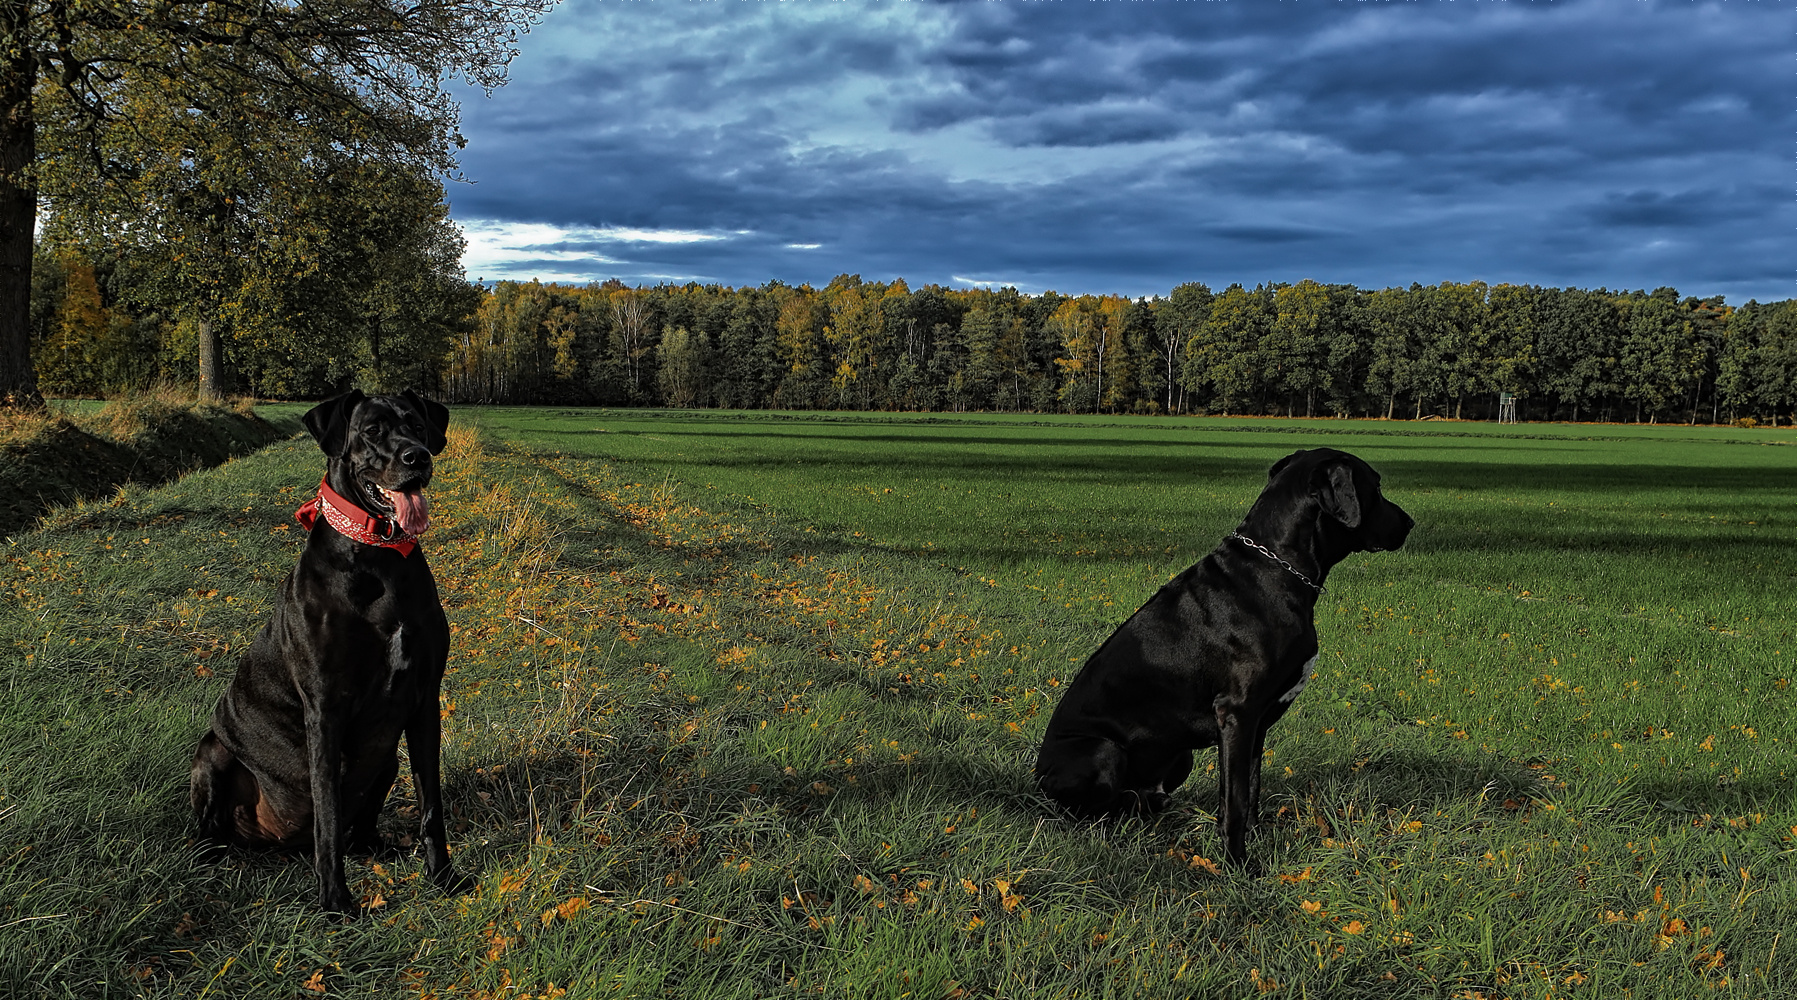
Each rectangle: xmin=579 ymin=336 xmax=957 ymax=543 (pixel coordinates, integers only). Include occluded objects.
xmin=1228 ymin=532 xmax=1326 ymax=594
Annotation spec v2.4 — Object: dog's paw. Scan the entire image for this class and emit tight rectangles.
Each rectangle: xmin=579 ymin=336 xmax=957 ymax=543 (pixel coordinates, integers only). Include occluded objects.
xmin=431 ymin=865 xmax=478 ymax=896
xmin=320 ymin=887 xmax=361 ymax=917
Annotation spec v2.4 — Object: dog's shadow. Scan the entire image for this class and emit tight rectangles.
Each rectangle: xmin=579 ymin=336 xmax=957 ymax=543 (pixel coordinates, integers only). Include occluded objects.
xmin=378 ymin=721 xmax=1781 ymax=884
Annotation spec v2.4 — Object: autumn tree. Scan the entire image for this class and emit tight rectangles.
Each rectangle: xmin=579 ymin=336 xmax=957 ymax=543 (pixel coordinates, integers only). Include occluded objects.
xmin=656 ymin=325 xmax=706 ymax=407
xmin=1152 ymin=282 xmax=1210 ymax=413
xmin=605 ymin=286 xmax=656 ymax=401
xmin=3 ymin=0 xmax=550 ymax=405
xmin=1046 ymin=296 xmax=1101 ymax=413
xmin=1093 ymin=295 xmax=1134 ymax=412
xmin=30 ymin=252 xmax=106 ymax=393
xmin=1267 ymin=280 xmax=1330 ymax=417
xmin=821 ymin=274 xmax=894 ymax=409
xmin=772 ymin=286 xmax=827 ymax=408
xmin=406 ymin=274 xmax=1793 ymax=425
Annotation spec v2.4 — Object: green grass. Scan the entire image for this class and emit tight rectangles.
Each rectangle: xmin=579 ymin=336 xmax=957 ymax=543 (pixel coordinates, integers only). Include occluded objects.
xmin=3 ymin=408 xmax=1794 ymax=998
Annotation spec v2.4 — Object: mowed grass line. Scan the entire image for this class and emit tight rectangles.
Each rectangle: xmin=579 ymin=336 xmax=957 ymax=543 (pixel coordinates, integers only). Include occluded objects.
xmin=0 ymin=409 xmax=1789 ymax=998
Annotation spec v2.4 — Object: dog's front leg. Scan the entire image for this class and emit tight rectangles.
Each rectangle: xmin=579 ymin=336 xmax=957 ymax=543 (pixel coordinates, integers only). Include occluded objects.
xmin=1244 ymin=719 xmax=1273 ymax=835
xmin=1213 ymin=696 xmax=1260 ymax=871
xmin=407 ymin=703 xmax=475 ymax=894
xmin=306 ymin=705 xmax=357 ymax=914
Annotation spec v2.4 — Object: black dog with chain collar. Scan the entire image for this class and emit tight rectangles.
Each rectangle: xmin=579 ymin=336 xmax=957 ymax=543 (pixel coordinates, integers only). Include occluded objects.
xmin=1034 ymin=448 xmax=1414 ymax=869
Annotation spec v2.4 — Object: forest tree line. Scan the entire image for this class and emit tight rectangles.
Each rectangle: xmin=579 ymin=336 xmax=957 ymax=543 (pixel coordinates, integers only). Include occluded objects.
xmin=30 ymin=262 xmax=1797 ymax=425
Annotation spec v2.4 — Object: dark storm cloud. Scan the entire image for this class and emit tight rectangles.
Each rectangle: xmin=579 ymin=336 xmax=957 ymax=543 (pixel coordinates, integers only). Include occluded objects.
xmin=1205 ymin=224 xmax=1339 ymax=246
xmin=1585 ymin=188 xmax=1759 ymax=230
xmin=449 ymin=0 xmax=1792 ymax=302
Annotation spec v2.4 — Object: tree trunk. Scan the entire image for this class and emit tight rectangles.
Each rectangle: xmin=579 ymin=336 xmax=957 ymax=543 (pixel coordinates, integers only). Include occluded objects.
xmin=197 ymin=314 xmax=225 ymax=400
xmin=1165 ymin=346 xmax=1175 ymax=412
xmin=0 ymin=16 xmax=41 ymax=408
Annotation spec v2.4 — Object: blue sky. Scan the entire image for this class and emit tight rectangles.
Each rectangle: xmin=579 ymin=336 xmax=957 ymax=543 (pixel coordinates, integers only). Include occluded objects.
xmin=447 ymin=0 xmax=1792 ymax=303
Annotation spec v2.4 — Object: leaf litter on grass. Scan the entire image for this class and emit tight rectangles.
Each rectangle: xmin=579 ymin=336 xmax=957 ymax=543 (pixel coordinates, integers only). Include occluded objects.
xmin=4 ymin=413 xmax=1797 ymax=998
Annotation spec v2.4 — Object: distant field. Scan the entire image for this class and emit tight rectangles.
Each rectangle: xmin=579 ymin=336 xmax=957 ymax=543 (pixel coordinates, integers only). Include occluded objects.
xmin=4 ymin=408 xmax=1794 ymax=998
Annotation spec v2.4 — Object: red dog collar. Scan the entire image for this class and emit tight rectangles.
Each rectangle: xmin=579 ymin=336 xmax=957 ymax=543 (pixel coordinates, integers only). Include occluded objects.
xmin=295 ymin=478 xmax=418 ymax=557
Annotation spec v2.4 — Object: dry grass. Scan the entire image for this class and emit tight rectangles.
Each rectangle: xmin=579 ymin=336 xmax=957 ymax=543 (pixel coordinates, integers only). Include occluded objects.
xmin=94 ymin=383 xmax=253 ymax=438
xmin=0 ymin=401 xmax=66 ymax=449
xmin=0 ymin=386 xmax=292 ymax=538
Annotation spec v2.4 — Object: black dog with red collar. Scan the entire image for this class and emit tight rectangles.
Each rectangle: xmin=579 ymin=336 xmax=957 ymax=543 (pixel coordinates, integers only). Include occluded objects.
xmin=189 ymin=389 xmax=471 ymax=914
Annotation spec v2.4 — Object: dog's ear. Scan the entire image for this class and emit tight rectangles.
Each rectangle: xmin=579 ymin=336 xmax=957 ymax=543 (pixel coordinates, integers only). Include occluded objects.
xmin=402 ymin=390 xmax=451 ymax=455
xmin=1314 ymin=460 xmax=1363 ymax=527
xmin=303 ymin=390 xmax=366 ymax=457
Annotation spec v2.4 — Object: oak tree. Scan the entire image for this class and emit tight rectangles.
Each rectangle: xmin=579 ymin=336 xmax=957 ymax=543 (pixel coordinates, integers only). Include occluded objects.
xmin=2 ymin=0 xmax=550 ymax=404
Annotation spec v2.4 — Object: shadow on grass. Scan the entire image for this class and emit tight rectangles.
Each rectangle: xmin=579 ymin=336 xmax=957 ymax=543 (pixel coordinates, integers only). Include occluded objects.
xmin=2 ymin=406 xmax=298 ymax=538
xmin=448 ymin=702 xmax=1794 ymax=880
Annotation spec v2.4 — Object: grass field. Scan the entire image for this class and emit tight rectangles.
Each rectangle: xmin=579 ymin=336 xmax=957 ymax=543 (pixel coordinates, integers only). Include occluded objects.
xmin=3 ymin=407 xmax=1795 ymax=999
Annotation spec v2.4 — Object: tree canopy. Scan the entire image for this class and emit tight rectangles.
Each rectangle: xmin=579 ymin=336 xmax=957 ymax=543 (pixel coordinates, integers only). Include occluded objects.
xmin=1 ymin=0 xmax=552 ymax=404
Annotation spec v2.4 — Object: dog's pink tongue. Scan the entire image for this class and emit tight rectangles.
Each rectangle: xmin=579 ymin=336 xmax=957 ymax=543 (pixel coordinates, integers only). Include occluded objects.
xmin=385 ymin=488 xmax=431 ymax=536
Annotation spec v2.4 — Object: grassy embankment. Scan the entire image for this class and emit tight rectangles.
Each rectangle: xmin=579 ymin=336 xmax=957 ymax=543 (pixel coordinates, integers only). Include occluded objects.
xmin=3 ymin=407 xmax=1794 ymax=998
xmin=0 ymin=389 xmax=295 ymax=537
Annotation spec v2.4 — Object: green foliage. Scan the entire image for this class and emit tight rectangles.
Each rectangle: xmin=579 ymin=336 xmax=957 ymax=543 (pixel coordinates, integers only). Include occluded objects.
xmin=30 ymin=257 xmax=1797 ymax=428
xmin=28 ymin=252 xmax=160 ymax=396
xmin=656 ymin=326 xmax=708 ymax=408
xmin=32 ymin=164 xmax=482 ymax=398
xmin=2 ymin=0 xmax=553 ymax=401
xmin=430 ymin=278 xmax=1796 ymax=427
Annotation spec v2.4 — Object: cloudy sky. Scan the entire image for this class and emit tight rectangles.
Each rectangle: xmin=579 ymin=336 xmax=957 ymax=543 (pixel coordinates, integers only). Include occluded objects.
xmin=447 ymin=0 xmax=1791 ymax=303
